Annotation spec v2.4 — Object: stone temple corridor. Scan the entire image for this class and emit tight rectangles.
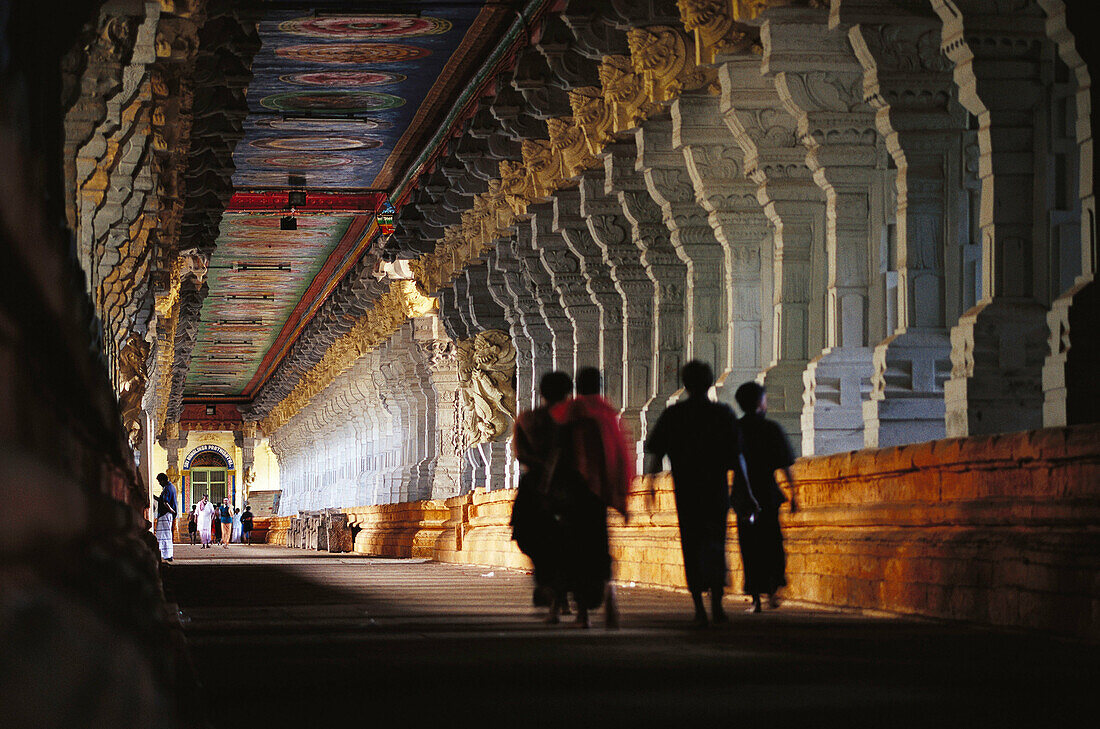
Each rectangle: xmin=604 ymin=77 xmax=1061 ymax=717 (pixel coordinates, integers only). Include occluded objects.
xmin=164 ymin=546 xmax=1096 ymax=727
xmin=1 ymin=1 xmax=1098 ymax=726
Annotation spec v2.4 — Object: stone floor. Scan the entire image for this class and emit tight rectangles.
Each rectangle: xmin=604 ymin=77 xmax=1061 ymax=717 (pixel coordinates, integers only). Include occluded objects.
xmin=163 ymin=545 xmax=1098 ymax=727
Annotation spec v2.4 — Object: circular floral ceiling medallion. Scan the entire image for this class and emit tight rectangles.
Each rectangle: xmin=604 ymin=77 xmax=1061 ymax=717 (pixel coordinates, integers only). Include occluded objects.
xmin=280 ymin=70 xmax=406 ymax=87
xmin=256 ymin=154 xmax=354 ymax=169
xmin=254 ymin=117 xmax=391 ymax=132
xmin=259 ymin=91 xmax=406 ymax=113
xmin=250 ymin=136 xmax=381 ymax=152
xmin=279 ymin=16 xmax=451 ymax=38
xmin=275 ymin=43 xmax=430 ymax=65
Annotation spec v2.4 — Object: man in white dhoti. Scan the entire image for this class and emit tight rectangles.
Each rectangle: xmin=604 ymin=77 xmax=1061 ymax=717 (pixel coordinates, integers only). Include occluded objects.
xmin=195 ymin=494 xmax=215 ymax=549
xmin=153 ymin=473 xmax=178 ymax=562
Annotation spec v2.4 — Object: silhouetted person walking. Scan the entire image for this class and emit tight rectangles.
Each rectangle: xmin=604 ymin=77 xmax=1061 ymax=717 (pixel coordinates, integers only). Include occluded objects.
xmin=734 ymin=381 xmax=798 ymax=613
xmin=512 ymin=371 xmax=573 ymax=621
xmin=644 ymin=361 xmax=754 ymax=627
xmin=549 ymin=367 xmax=633 ymax=628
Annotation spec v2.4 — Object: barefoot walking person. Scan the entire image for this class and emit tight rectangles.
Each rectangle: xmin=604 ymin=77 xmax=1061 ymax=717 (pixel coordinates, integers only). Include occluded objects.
xmin=643 ymin=362 xmax=755 ymax=627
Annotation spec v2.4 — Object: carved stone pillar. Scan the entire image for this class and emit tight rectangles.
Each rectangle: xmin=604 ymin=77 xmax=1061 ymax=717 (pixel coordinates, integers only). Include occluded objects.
xmin=553 ymin=189 xmax=625 ymax=398
xmin=235 ymin=421 xmax=259 ymax=503
xmin=449 ymin=273 xmax=478 ymax=339
xmin=533 ymin=199 xmax=602 ymax=372
xmin=438 ymin=285 xmax=470 ymax=341
xmin=933 ymin=0 xmax=1058 ymax=436
xmin=766 ymin=6 xmax=881 ymax=455
xmin=161 ymin=421 xmax=186 ymax=483
xmin=464 ymin=262 xmax=510 ymax=333
xmin=510 ymin=229 xmax=557 ymax=410
xmin=636 ymin=114 xmax=729 ymax=383
xmin=521 ymin=207 xmax=577 ymax=373
xmin=722 ymin=55 xmax=827 ymax=453
xmin=608 ymin=140 xmax=686 ymax=429
xmin=1039 ymin=0 xmax=1097 ymax=426
xmin=845 ymin=7 xmax=968 ymax=446
xmin=414 ymin=319 xmax=465 ymax=500
xmin=487 ymin=239 xmax=537 ymax=412
xmin=579 ymin=164 xmax=655 ymax=444
xmin=395 ymin=325 xmax=436 ymax=502
xmin=674 ymin=92 xmax=773 ymax=402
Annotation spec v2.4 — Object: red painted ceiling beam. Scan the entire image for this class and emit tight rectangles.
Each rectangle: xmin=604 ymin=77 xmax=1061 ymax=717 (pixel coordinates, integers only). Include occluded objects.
xmin=227 ymin=191 xmax=388 ymax=213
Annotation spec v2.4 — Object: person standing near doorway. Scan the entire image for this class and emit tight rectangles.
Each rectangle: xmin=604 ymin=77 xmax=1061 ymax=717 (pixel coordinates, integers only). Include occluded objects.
xmin=218 ymin=498 xmax=233 ymax=549
xmin=196 ymin=495 xmax=214 ymax=548
xmin=187 ymin=504 xmax=197 ymax=545
xmin=153 ymin=473 xmax=178 ymax=563
xmin=231 ymin=508 xmax=243 ymax=543
xmin=241 ymin=504 xmax=254 ymax=544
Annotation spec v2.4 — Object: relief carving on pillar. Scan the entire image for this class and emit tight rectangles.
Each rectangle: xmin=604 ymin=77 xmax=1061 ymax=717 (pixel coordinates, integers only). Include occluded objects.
xmin=677 ymin=0 xmax=760 ymax=64
xmin=500 ymin=159 xmax=534 ymax=216
xmin=522 ymin=139 xmax=563 ymax=199
xmin=599 ymin=55 xmax=650 ymax=133
xmin=547 ymin=116 xmax=597 ymax=179
xmin=117 ymin=333 xmax=150 ymax=451
xmin=569 ymin=87 xmax=615 ymax=157
xmin=455 ymin=330 xmax=517 ymax=445
xmin=628 ymin=26 xmax=715 ymax=107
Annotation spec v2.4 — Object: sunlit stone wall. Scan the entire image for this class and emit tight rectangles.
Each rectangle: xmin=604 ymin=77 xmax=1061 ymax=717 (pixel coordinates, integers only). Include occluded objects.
xmin=320 ymin=424 xmax=1100 ymax=639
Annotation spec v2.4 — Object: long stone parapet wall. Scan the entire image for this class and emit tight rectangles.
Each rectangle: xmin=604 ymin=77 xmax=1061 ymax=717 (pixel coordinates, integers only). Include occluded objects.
xmin=267 ymin=424 xmax=1100 ymax=639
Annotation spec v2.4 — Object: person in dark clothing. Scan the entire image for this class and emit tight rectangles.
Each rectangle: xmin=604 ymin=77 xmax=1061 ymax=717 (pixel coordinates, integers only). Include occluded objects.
xmin=644 ymin=361 xmax=755 ymax=627
xmin=549 ymin=367 xmax=632 ymax=629
xmin=212 ymin=506 xmax=222 ymax=544
xmin=512 ymin=371 xmax=574 ymax=621
xmin=734 ymin=381 xmax=799 ymax=613
xmin=241 ymin=505 xmax=254 ymax=544
xmin=153 ymin=473 xmax=178 ymax=562
xmin=187 ymin=505 xmax=197 ymax=545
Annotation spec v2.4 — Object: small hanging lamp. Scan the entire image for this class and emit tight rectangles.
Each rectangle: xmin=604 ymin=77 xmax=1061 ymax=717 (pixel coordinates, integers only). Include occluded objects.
xmin=377 ymin=200 xmax=396 ymax=236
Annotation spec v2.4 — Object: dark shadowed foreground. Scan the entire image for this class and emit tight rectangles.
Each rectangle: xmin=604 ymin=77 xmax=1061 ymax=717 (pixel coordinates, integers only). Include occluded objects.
xmin=164 ymin=545 xmax=1098 ymax=728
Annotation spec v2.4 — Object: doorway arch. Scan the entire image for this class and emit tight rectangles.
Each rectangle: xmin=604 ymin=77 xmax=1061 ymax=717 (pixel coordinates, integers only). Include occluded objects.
xmin=183 ymin=445 xmax=236 ymax=510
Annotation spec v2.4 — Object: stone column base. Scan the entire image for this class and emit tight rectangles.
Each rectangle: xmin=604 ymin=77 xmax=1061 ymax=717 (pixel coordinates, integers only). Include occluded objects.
xmin=1043 ymin=277 xmax=1099 ymax=427
xmin=801 ymin=347 xmax=873 ymax=456
xmin=758 ymin=360 xmax=809 ymax=457
xmin=863 ymin=329 xmax=952 ymax=448
xmin=946 ymin=298 xmax=1049 ymax=437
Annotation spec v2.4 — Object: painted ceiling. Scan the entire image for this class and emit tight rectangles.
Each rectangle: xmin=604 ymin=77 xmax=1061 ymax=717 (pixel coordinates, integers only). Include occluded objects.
xmin=183 ymin=2 xmax=513 ymax=400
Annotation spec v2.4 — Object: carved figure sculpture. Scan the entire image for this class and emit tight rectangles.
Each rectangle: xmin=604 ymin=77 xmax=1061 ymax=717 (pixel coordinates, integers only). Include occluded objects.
xmin=454 ymin=329 xmax=517 ymax=445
